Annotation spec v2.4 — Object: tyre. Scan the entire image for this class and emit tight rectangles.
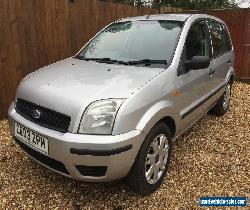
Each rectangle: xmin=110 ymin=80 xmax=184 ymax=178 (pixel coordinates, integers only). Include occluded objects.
xmin=127 ymin=122 xmax=172 ymax=195
xmin=210 ymin=82 xmax=232 ymax=116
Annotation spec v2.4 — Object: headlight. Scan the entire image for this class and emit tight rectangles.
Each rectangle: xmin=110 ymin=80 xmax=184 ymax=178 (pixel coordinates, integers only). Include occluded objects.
xmin=78 ymin=99 xmax=124 ymax=134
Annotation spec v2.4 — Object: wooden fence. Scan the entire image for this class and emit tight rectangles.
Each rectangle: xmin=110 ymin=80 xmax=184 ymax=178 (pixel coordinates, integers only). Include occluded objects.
xmin=0 ymin=0 xmax=249 ymax=118
xmin=0 ymin=0 xmax=157 ymax=119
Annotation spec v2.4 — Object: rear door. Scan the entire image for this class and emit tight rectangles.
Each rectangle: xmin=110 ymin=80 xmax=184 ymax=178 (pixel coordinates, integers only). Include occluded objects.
xmin=207 ymin=20 xmax=233 ymax=89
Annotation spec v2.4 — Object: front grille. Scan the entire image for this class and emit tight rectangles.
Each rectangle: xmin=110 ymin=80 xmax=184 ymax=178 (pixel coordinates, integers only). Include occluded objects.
xmin=15 ymin=98 xmax=71 ymax=133
xmin=15 ymin=138 xmax=69 ymax=175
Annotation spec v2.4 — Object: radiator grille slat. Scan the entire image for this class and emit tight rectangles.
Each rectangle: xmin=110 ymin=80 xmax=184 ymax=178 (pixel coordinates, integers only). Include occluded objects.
xmin=15 ymin=99 xmax=71 ymax=133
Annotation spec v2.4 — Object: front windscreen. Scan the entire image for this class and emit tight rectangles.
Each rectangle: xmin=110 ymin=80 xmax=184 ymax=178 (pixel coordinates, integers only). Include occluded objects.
xmin=77 ymin=20 xmax=183 ymax=63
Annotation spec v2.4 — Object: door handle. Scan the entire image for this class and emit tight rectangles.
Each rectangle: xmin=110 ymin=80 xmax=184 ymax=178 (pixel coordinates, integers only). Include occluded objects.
xmin=209 ymin=69 xmax=215 ymax=77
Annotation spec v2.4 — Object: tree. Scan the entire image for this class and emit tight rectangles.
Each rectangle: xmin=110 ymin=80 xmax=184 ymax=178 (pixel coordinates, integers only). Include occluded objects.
xmin=108 ymin=0 xmax=145 ymax=6
xmin=152 ymin=0 xmax=237 ymax=9
xmin=109 ymin=0 xmax=238 ymax=9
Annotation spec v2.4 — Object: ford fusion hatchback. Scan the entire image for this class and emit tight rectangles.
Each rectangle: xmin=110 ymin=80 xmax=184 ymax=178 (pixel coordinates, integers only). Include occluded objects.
xmin=8 ymin=14 xmax=234 ymax=195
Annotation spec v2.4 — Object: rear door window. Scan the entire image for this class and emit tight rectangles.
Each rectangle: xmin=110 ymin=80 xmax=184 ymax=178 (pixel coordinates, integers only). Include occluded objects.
xmin=207 ymin=20 xmax=231 ymax=57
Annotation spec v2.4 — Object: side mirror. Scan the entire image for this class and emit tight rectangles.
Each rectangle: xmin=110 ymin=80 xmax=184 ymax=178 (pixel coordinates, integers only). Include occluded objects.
xmin=185 ymin=56 xmax=210 ymax=71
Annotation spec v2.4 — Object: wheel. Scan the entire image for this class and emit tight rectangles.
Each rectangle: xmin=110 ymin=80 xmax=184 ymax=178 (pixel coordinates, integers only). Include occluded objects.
xmin=210 ymin=82 xmax=232 ymax=116
xmin=127 ymin=122 xmax=172 ymax=195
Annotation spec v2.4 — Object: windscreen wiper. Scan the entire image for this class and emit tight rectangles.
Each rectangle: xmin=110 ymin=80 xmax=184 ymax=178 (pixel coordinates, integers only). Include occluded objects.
xmin=128 ymin=59 xmax=167 ymax=66
xmin=74 ymin=56 xmax=167 ymax=66
xmin=74 ymin=56 xmax=129 ymax=65
xmin=74 ymin=56 xmax=110 ymax=62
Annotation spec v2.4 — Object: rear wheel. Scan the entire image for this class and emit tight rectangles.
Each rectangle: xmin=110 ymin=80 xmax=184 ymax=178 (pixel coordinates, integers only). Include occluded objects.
xmin=127 ymin=122 xmax=172 ymax=195
xmin=210 ymin=82 xmax=232 ymax=116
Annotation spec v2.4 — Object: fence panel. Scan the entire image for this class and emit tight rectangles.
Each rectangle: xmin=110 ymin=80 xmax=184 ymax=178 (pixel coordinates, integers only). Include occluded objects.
xmin=0 ymin=0 xmax=156 ymax=118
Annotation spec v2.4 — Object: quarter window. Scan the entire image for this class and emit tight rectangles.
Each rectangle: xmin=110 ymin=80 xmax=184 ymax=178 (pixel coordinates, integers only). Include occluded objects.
xmin=222 ymin=25 xmax=232 ymax=51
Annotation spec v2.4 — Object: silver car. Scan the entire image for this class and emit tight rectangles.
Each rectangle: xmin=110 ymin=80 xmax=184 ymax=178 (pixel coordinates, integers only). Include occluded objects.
xmin=8 ymin=14 xmax=234 ymax=195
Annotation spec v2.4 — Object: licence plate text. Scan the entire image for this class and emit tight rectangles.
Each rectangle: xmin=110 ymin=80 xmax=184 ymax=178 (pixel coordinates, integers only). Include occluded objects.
xmin=14 ymin=122 xmax=49 ymax=155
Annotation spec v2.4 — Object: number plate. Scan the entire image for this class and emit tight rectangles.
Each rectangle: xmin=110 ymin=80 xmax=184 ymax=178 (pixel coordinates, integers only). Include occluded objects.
xmin=14 ymin=122 xmax=49 ymax=155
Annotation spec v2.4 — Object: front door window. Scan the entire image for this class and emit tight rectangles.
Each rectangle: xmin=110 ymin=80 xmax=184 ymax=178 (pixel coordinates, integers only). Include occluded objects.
xmin=186 ymin=21 xmax=212 ymax=60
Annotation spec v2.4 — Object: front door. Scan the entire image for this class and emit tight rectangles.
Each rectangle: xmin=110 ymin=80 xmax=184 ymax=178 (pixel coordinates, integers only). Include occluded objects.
xmin=178 ymin=19 xmax=215 ymax=131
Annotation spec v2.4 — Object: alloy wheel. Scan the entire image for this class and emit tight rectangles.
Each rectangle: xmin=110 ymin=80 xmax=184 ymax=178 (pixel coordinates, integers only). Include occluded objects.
xmin=145 ymin=134 xmax=169 ymax=184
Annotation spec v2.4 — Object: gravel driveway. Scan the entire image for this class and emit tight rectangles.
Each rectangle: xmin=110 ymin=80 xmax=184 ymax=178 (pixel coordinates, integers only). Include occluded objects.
xmin=0 ymin=82 xmax=249 ymax=210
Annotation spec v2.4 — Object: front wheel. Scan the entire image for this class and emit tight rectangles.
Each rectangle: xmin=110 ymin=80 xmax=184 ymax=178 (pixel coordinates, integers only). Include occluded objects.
xmin=127 ymin=122 xmax=172 ymax=195
xmin=210 ymin=82 xmax=232 ymax=116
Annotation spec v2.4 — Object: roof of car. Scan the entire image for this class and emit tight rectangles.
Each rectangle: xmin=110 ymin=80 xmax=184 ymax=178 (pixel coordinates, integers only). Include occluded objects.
xmin=120 ymin=13 xmax=193 ymax=22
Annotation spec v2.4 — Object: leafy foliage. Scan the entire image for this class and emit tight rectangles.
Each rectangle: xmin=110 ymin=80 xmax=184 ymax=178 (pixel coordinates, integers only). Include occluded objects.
xmin=108 ymin=0 xmax=238 ymax=9
xmin=108 ymin=0 xmax=145 ymax=6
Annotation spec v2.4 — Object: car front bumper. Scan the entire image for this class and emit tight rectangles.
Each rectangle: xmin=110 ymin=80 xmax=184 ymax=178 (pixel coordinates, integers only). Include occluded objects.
xmin=8 ymin=102 xmax=145 ymax=182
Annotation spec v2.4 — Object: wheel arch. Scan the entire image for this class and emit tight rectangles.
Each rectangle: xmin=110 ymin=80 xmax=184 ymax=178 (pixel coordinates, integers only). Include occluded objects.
xmin=135 ymin=101 xmax=179 ymax=139
xmin=226 ymin=66 xmax=235 ymax=85
xmin=159 ymin=116 xmax=176 ymax=138
xmin=229 ymin=74 xmax=234 ymax=84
